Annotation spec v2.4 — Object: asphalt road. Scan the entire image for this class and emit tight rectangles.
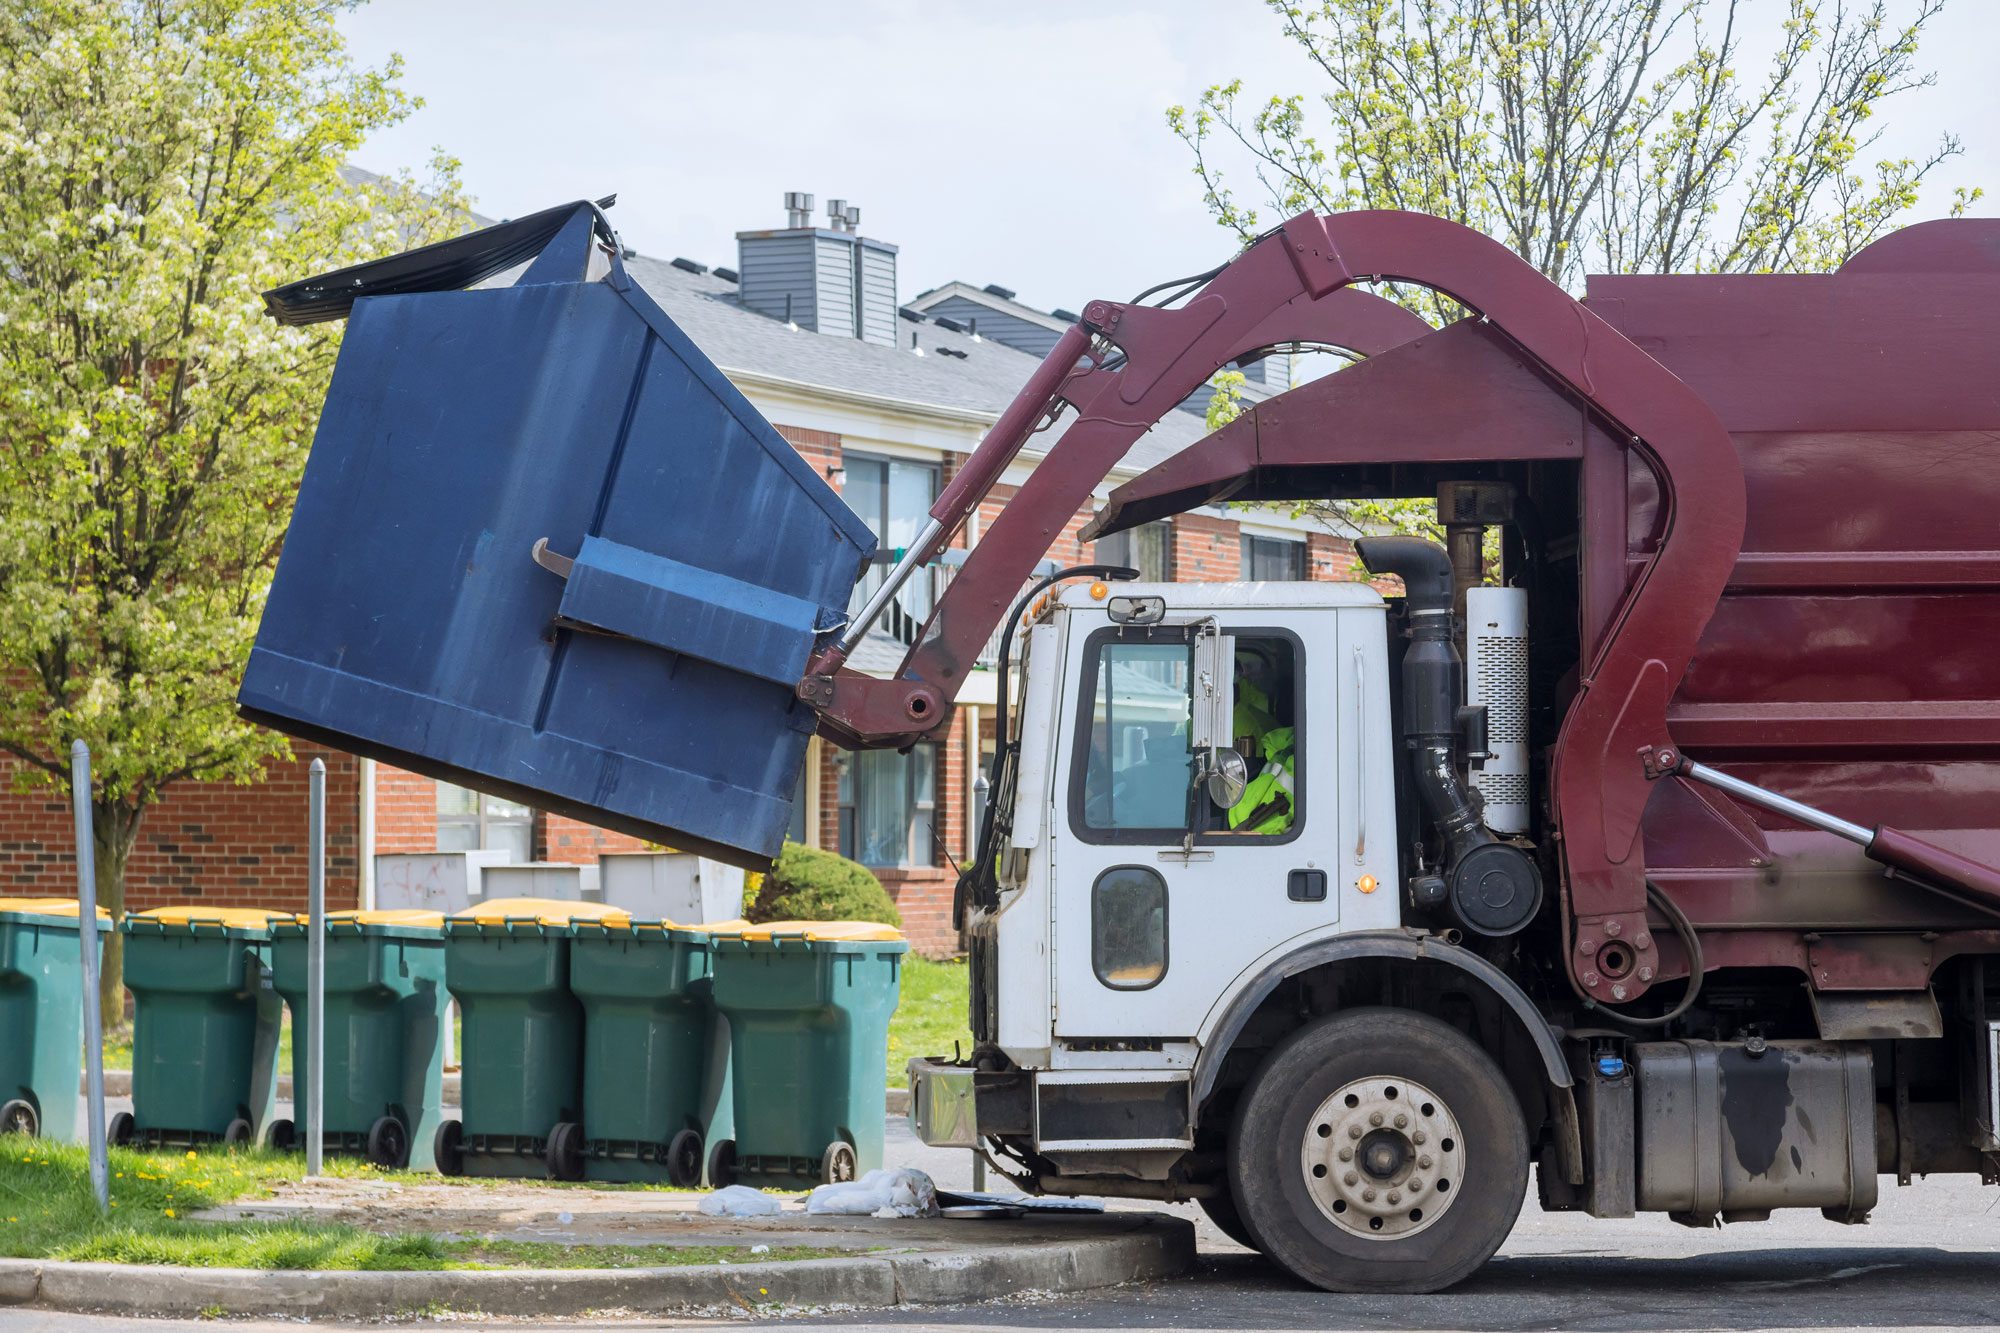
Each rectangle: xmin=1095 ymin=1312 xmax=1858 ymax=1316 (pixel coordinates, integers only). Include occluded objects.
xmin=11 ymin=1115 xmax=1999 ymax=1330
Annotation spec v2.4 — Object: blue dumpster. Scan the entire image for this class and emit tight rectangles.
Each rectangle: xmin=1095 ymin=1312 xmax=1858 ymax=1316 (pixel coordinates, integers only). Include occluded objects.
xmin=240 ymin=201 xmax=876 ymax=867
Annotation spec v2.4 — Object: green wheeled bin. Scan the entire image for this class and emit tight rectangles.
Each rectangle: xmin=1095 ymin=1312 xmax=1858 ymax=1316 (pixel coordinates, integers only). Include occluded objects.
xmin=569 ymin=917 xmax=745 ymax=1186
xmin=438 ymin=897 xmax=628 ymax=1179
xmin=0 ymin=898 xmax=106 ymax=1140
xmin=119 ymin=907 xmax=287 ymax=1149
xmin=707 ymin=921 xmax=907 ymax=1188
xmin=270 ymin=909 xmax=449 ymax=1170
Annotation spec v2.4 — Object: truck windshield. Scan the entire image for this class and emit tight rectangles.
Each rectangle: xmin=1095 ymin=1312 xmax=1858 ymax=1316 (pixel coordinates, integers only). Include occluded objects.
xmin=1079 ymin=639 xmax=1194 ymax=831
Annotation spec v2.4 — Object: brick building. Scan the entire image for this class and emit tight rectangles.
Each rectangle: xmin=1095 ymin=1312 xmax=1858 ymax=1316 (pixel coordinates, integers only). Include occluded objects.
xmin=0 ymin=196 xmax=1365 ymax=957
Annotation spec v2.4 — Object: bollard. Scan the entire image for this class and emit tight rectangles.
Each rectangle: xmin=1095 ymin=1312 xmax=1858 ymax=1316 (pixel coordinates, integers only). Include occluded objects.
xmin=70 ymin=742 xmax=107 ymax=1212
xmin=306 ymin=758 xmax=325 ymax=1176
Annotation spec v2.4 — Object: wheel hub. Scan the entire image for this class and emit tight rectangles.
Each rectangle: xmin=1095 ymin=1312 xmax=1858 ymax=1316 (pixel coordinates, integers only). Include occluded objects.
xmin=1299 ymin=1075 xmax=1462 ymax=1240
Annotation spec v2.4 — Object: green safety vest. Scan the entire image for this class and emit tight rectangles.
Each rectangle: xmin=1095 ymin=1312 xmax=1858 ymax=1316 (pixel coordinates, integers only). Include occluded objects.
xmin=1228 ymin=724 xmax=1296 ymax=834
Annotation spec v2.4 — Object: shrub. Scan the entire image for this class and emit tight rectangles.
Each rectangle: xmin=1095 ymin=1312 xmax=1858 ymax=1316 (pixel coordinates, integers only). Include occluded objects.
xmin=748 ymin=842 xmax=901 ymax=927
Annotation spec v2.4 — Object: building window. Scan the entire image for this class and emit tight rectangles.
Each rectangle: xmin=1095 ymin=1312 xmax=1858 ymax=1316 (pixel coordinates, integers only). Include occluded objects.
xmin=1240 ymin=533 xmax=1306 ymax=581
xmin=837 ymin=745 xmax=937 ymax=868
xmin=845 ymin=454 xmax=942 ymax=620
xmin=1096 ymin=520 xmax=1171 ymax=582
xmin=436 ymin=783 xmax=533 ymax=861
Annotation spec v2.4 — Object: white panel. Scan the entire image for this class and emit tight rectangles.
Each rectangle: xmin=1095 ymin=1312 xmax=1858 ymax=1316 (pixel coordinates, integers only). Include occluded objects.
xmin=1005 ymin=623 xmax=1064 ymax=851
xmin=373 ymin=849 xmax=513 ymax=912
xmin=1466 ymin=586 xmax=1530 ymax=834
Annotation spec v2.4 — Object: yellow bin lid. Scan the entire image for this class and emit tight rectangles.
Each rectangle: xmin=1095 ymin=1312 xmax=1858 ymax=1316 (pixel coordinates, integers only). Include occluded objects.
xmin=134 ymin=906 xmax=293 ymax=930
xmin=732 ymin=920 xmax=905 ymax=943
xmin=0 ymin=897 xmax=109 ymax=921
xmin=326 ymin=909 xmax=446 ymax=928
xmin=451 ymin=897 xmax=633 ymax=927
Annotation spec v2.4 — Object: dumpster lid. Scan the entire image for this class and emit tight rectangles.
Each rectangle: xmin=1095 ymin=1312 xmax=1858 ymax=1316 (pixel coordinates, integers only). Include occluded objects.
xmin=0 ymin=897 xmax=109 ymax=923
xmin=274 ymin=908 xmax=447 ymax=936
xmin=450 ymin=897 xmax=633 ymax=928
xmin=728 ymin=920 xmax=906 ymax=943
xmin=130 ymin=906 xmax=290 ymax=934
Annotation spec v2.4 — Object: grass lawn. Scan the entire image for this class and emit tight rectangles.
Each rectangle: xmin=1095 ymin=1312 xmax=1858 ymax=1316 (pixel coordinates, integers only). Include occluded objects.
xmin=0 ymin=1138 xmax=833 ymax=1270
xmin=888 ymin=955 xmax=970 ymax=1088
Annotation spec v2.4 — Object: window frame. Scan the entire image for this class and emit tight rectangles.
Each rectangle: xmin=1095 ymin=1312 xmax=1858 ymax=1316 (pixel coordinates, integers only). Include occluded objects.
xmin=1090 ymin=864 xmax=1170 ymax=991
xmin=836 ymin=742 xmax=940 ymax=869
xmin=1239 ymin=533 xmax=1307 ymax=582
xmin=1065 ymin=623 xmax=1308 ymax=848
xmin=1095 ymin=519 xmax=1172 ymax=582
xmin=435 ymin=783 xmax=534 ymax=858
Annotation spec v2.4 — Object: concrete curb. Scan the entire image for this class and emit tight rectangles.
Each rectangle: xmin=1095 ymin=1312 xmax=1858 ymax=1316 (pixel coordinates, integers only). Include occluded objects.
xmin=0 ymin=1215 xmax=1192 ymax=1319
xmin=92 ymin=1072 xmax=913 ymax=1115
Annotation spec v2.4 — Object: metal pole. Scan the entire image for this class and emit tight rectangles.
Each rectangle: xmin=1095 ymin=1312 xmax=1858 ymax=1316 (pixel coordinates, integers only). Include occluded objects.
xmin=70 ymin=742 xmax=107 ymax=1213
xmin=306 ymin=758 xmax=326 ymax=1177
xmin=1677 ymin=758 xmax=1872 ymax=845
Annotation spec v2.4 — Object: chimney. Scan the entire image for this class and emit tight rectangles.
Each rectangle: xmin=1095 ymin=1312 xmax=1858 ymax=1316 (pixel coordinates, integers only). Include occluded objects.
xmin=736 ymin=192 xmax=898 ymax=346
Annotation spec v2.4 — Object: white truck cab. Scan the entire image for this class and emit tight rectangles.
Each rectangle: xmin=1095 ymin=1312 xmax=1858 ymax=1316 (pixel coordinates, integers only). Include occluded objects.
xmin=914 ymin=580 xmax=1405 ymax=1173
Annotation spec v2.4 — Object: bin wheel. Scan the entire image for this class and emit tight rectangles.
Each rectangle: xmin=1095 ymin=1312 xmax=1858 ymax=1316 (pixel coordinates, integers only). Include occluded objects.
xmin=706 ymin=1138 xmax=737 ymax=1189
xmin=665 ymin=1129 xmax=704 ymax=1189
xmin=367 ymin=1116 xmax=410 ymax=1169
xmin=223 ymin=1118 xmax=253 ymax=1147
xmin=108 ymin=1111 xmax=135 ymax=1146
xmin=820 ymin=1141 xmax=857 ymax=1185
xmin=434 ymin=1119 xmax=465 ymax=1177
xmin=267 ymin=1118 xmax=297 ymax=1152
xmin=0 ymin=1099 xmax=37 ymax=1137
xmin=545 ymin=1121 xmax=585 ymax=1182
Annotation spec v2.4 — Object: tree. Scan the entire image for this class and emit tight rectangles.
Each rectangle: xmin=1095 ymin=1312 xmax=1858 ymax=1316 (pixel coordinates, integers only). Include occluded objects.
xmin=1171 ymin=0 xmax=1978 ymax=551
xmin=0 ymin=0 xmax=469 ymax=1016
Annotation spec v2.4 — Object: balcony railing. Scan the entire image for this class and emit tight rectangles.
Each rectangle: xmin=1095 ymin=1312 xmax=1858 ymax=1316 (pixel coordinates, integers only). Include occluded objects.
xmin=846 ymin=552 xmax=1031 ymax=670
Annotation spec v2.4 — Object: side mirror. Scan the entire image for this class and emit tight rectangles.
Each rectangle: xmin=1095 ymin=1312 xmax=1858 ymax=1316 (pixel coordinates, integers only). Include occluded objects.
xmin=1203 ymin=747 xmax=1249 ymax=810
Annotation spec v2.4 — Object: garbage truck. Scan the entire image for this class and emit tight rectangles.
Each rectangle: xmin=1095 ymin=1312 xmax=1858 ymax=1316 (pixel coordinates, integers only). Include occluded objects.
xmin=245 ymin=199 xmax=2000 ymax=1293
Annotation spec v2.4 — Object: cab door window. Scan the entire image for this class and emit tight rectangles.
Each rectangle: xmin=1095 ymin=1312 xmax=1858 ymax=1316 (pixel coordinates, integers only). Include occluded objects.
xmin=1074 ymin=630 xmax=1193 ymax=839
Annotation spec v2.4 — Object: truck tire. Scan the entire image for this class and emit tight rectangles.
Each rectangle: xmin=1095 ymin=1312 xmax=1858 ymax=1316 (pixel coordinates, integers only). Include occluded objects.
xmin=1226 ymin=1007 xmax=1526 ymax=1293
xmin=1197 ymin=1189 xmax=1260 ymax=1252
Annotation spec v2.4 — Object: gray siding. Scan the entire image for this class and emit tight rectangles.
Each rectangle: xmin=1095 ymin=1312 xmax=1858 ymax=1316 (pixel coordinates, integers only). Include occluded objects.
xmin=737 ymin=233 xmax=820 ymax=330
xmin=859 ymin=241 xmax=898 ymax=347
xmin=815 ymin=234 xmax=857 ymax=339
xmin=925 ymin=296 xmax=1068 ymax=358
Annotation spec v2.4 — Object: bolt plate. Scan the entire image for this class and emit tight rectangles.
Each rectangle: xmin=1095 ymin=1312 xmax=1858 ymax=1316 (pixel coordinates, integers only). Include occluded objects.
xmin=1299 ymin=1075 xmax=1463 ymax=1241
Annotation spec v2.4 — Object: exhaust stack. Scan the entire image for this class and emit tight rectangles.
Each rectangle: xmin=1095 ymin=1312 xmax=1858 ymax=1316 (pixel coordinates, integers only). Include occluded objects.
xmin=1356 ymin=537 xmax=1542 ymax=936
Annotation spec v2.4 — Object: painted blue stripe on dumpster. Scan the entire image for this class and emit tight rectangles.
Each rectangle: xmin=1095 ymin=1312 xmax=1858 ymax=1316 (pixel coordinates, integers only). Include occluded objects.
xmin=555 ymin=535 xmax=819 ymax=687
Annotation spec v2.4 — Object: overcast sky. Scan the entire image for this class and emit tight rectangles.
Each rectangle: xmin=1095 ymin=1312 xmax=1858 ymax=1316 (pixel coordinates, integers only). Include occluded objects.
xmin=339 ymin=0 xmax=1999 ymax=312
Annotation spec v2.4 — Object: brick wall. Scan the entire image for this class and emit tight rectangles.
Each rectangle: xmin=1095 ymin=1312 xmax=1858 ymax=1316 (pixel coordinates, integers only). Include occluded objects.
xmin=539 ymin=813 xmax=650 ymax=863
xmin=1171 ymin=513 xmax=1243 ymax=581
xmin=373 ymin=765 xmax=436 ymax=854
xmin=0 ymin=745 xmax=363 ymax=914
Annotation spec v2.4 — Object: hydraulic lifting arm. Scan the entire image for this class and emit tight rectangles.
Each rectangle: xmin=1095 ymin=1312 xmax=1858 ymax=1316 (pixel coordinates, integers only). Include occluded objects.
xmin=804 ymin=208 xmax=1749 ymax=1006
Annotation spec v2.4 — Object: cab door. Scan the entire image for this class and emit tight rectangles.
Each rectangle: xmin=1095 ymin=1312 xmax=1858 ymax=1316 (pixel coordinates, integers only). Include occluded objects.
xmin=1048 ymin=607 xmax=1339 ymax=1045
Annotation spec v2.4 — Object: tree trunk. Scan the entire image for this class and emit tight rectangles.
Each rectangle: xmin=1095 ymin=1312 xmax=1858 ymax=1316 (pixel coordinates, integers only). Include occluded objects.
xmin=92 ymin=800 xmax=141 ymax=1028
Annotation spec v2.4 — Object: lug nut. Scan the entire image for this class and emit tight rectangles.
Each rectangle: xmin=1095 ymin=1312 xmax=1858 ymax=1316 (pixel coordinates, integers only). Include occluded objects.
xmin=1338 ymin=1147 xmax=1353 ymax=1162
xmin=1408 ymin=1180 xmax=1423 ymax=1193
xmin=1394 ymin=1113 xmax=1408 ymax=1129
xmin=1605 ymin=919 xmax=1623 ymax=937
xmin=1635 ymin=932 xmax=1653 ymax=950
xmin=1418 ymin=1155 xmax=1432 ymax=1169
xmin=1611 ymin=983 xmax=1629 ymax=1001
xmin=1583 ymin=970 xmax=1601 ymax=987
xmin=1362 ymin=1188 xmax=1376 ymax=1202
xmin=1349 ymin=1125 xmax=1363 ymax=1140
xmin=1344 ymin=1172 xmax=1359 ymax=1186
xmin=1387 ymin=1191 xmax=1400 ymax=1205
xmin=1369 ymin=1111 xmax=1384 ymax=1126
xmin=1413 ymin=1132 xmax=1427 ymax=1145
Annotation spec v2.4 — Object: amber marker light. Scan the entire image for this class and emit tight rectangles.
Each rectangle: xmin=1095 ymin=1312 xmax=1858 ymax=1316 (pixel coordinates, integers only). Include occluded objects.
xmin=1089 ymin=581 xmax=1109 ymax=600
xmin=1357 ymin=874 xmax=1379 ymax=894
